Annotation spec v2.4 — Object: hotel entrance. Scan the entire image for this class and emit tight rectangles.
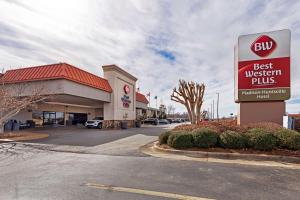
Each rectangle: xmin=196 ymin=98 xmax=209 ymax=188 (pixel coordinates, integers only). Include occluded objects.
xmin=43 ymin=112 xmax=65 ymax=126
xmin=32 ymin=111 xmax=65 ymax=126
xmin=67 ymin=113 xmax=88 ymax=125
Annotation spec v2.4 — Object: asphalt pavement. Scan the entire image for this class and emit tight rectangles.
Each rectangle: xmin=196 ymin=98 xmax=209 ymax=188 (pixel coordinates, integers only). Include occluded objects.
xmin=0 ymin=124 xmax=299 ymax=200
xmin=29 ymin=125 xmax=171 ymax=146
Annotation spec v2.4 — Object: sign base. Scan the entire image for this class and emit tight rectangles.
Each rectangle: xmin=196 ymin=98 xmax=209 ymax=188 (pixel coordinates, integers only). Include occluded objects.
xmin=237 ymin=101 xmax=285 ymax=125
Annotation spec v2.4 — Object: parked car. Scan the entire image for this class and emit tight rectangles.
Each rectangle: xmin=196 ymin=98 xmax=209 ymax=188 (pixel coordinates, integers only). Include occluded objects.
xmin=172 ymin=118 xmax=182 ymax=123
xmin=166 ymin=118 xmax=173 ymax=124
xmin=85 ymin=117 xmax=103 ymax=129
xmin=159 ymin=119 xmax=170 ymax=124
xmin=143 ymin=118 xmax=159 ymax=125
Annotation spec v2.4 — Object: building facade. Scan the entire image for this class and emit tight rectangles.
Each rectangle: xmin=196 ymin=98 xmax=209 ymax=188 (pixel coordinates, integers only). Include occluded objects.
xmin=0 ymin=63 xmax=149 ymax=128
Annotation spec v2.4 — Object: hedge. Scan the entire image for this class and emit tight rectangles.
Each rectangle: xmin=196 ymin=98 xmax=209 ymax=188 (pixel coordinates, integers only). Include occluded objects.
xmin=159 ymin=131 xmax=172 ymax=144
xmin=167 ymin=131 xmax=194 ymax=149
xmin=245 ymin=128 xmax=278 ymax=151
xmin=219 ymin=130 xmax=246 ymax=149
xmin=159 ymin=123 xmax=300 ymax=151
xmin=276 ymin=128 xmax=300 ymax=150
xmin=192 ymin=128 xmax=218 ymax=148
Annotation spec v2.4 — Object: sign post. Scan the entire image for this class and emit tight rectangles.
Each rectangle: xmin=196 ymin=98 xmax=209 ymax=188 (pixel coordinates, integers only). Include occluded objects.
xmin=235 ymin=29 xmax=291 ymax=125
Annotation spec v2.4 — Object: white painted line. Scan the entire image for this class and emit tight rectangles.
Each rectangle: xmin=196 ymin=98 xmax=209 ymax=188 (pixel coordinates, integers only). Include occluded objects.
xmin=85 ymin=183 xmax=215 ymax=200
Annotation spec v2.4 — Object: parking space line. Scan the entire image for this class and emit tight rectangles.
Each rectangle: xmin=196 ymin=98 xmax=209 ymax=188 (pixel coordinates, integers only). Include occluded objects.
xmin=85 ymin=182 xmax=215 ymax=200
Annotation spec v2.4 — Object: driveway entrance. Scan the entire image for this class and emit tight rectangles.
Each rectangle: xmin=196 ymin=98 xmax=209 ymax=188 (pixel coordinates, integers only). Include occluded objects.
xmin=28 ymin=125 xmax=170 ymax=147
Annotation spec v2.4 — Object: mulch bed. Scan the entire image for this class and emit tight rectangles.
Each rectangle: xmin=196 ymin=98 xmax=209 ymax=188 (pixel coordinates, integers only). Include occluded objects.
xmin=0 ymin=131 xmax=48 ymax=141
xmin=0 ymin=132 xmax=24 ymax=138
xmin=159 ymin=144 xmax=300 ymax=157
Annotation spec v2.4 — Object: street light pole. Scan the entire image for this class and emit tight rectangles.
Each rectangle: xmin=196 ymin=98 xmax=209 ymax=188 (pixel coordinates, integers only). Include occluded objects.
xmin=212 ymin=100 xmax=214 ymax=120
xmin=210 ymin=103 xmax=213 ymax=120
xmin=216 ymin=92 xmax=219 ymax=121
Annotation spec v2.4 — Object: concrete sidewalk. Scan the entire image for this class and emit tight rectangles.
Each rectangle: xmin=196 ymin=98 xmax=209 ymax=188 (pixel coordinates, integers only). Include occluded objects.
xmin=9 ymin=134 xmax=157 ymax=156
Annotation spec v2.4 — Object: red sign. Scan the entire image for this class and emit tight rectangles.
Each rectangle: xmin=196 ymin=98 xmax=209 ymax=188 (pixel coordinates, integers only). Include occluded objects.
xmin=238 ymin=57 xmax=290 ymax=89
xmin=251 ymin=35 xmax=277 ymax=57
xmin=123 ymin=85 xmax=130 ymax=94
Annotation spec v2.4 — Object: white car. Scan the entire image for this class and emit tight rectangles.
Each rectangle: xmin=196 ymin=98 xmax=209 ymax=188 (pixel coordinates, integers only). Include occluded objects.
xmin=85 ymin=117 xmax=103 ymax=129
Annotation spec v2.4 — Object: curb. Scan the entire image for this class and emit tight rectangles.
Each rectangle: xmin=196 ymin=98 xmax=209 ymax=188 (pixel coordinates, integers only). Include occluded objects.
xmin=0 ymin=132 xmax=49 ymax=142
xmin=153 ymin=142 xmax=300 ymax=164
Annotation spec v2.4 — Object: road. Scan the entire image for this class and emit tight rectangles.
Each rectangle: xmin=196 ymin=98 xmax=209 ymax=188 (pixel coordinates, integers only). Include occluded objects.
xmin=0 ymin=125 xmax=299 ymax=200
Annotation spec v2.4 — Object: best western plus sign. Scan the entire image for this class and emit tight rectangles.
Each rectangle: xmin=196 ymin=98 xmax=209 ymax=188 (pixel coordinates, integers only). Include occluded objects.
xmin=235 ymin=29 xmax=291 ymax=102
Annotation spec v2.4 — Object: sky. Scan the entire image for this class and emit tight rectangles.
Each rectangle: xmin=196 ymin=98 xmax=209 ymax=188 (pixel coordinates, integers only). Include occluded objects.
xmin=0 ymin=0 xmax=300 ymax=117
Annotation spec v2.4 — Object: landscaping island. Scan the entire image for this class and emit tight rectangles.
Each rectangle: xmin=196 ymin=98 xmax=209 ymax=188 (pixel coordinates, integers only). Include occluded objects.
xmin=159 ymin=121 xmax=300 ymax=157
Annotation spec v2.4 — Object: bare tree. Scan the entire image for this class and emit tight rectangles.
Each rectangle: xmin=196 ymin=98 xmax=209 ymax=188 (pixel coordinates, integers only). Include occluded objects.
xmin=171 ymin=80 xmax=205 ymax=124
xmin=167 ymin=104 xmax=174 ymax=116
xmin=0 ymin=77 xmax=50 ymax=134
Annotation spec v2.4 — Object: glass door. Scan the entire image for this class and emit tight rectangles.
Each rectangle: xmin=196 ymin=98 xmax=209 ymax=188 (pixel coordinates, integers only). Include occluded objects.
xmin=43 ymin=112 xmax=56 ymax=125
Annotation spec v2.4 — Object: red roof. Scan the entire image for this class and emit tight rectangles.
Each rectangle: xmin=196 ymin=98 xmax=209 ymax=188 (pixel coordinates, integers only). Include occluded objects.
xmin=288 ymin=114 xmax=300 ymax=118
xmin=136 ymin=92 xmax=149 ymax=104
xmin=1 ymin=63 xmax=112 ymax=93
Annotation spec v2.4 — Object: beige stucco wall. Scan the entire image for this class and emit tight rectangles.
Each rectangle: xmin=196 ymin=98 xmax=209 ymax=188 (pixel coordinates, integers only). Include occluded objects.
xmin=136 ymin=101 xmax=148 ymax=109
xmin=238 ymin=101 xmax=285 ymax=125
xmin=11 ymin=110 xmax=32 ymax=122
xmin=62 ymin=80 xmax=111 ymax=102
xmin=5 ymin=79 xmax=111 ymax=102
xmin=95 ymin=108 xmax=103 ymax=117
xmin=103 ymin=65 xmax=137 ymax=121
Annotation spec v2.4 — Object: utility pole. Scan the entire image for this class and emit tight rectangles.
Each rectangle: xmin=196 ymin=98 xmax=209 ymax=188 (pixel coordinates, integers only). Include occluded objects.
xmin=216 ymin=92 xmax=219 ymax=121
xmin=213 ymin=100 xmax=215 ymax=120
xmin=210 ymin=103 xmax=213 ymax=120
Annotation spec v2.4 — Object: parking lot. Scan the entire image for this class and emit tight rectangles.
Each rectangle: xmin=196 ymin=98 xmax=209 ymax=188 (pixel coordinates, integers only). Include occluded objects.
xmin=27 ymin=124 xmax=173 ymax=147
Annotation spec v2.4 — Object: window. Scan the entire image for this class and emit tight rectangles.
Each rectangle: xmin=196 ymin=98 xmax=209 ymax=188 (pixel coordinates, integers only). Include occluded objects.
xmin=55 ymin=112 xmax=65 ymax=125
xmin=33 ymin=111 xmax=65 ymax=126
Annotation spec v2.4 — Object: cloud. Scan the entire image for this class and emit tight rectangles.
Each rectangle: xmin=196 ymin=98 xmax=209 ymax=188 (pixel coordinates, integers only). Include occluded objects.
xmin=0 ymin=0 xmax=300 ymax=117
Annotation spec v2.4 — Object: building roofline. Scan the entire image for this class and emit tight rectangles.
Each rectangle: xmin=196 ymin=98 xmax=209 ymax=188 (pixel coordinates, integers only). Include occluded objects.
xmin=1 ymin=62 xmax=113 ymax=93
xmin=136 ymin=91 xmax=149 ymax=104
xmin=102 ymin=64 xmax=138 ymax=81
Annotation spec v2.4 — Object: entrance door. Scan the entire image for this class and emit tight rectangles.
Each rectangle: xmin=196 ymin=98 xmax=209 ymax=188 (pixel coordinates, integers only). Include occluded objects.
xmin=43 ymin=112 xmax=56 ymax=125
xmin=68 ymin=113 xmax=88 ymax=125
xmin=43 ymin=112 xmax=65 ymax=126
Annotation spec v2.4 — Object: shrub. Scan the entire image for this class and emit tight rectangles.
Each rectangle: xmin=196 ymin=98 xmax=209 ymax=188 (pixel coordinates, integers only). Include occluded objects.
xmin=275 ymin=128 xmax=300 ymax=150
xmin=159 ymin=131 xmax=172 ymax=144
xmin=174 ymin=120 xmax=246 ymax=134
xmin=245 ymin=128 xmax=278 ymax=151
xmin=219 ymin=130 xmax=246 ymax=149
xmin=244 ymin=122 xmax=282 ymax=132
xmin=192 ymin=128 xmax=218 ymax=148
xmin=167 ymin=132 xmax=194 ymax=149
xmin=174 ymin=123 xmax=219 ymax=133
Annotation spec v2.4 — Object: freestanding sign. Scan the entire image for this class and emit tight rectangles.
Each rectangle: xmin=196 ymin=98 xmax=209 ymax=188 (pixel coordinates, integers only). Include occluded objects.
xmin=235 ymin=29 xmax=291 ymax=102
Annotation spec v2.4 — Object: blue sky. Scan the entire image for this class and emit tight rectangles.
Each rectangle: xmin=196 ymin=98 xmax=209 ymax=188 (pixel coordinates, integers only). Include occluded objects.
xmin=0 ymin=0 xmax=300 ymax=116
